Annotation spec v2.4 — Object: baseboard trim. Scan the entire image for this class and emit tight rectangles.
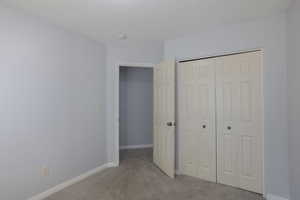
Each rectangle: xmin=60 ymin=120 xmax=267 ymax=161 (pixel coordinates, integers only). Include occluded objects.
xmin=28 ymin=162 xmax=116 ymax=200
xmin=266 ymin=194 xmax=289 ymax=200
xmin=120 ymin=144 xmax=153 ymax=150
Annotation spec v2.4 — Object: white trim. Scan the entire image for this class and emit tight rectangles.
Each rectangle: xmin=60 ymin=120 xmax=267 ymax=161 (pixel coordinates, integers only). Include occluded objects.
xmin=266 ymin=194 xmax=289 ymax=200
xmin=120 ymin=144 xmax=153 ymax=150
xmin=28 ymin=162 xmax=116 ymax=200
xmin=112 ymin=62 xmax=155 ymax=167
xmin=260 ymin=49 xmax=266 ymax=198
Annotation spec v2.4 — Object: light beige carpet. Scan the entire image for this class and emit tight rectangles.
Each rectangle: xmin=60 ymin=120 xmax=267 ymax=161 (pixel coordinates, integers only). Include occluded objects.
xmin=45 ymin=148 xmax=263 ymax=200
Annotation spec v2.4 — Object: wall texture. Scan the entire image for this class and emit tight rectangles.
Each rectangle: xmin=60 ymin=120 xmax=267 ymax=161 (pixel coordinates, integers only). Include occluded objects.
xmin=106 ymin=40 xmax=163 ymax=163
xmin=164 ymin=14 xmax=290 ymax=199
xmin=119 ymin=67 xmax=153 ymax=147
xmin=287 ymin=0 xmax=300 ymax=199
xmin=0 ymin=5 xmax=107 ymax=200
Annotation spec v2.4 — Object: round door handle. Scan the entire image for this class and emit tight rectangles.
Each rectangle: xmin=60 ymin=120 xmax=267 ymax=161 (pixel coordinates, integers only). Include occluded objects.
xmin=227 ymin=126 xmax=232 ymax=130
xmin=167 ymin=122 xmax=173 ymax=126
xmin=202 ymin=125 xmax=206 ymax=129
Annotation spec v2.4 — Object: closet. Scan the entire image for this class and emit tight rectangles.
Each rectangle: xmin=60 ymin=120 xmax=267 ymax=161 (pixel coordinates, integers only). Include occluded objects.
xmin=177 ymin=51 xmax=263 ymax=194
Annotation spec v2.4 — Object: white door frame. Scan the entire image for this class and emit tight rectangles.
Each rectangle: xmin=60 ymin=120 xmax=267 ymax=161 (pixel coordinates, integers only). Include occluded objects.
xmin=112 ymin=62 xmax=155 ymax=166
xmin=176 ymin=48 xmax=265 ymax=198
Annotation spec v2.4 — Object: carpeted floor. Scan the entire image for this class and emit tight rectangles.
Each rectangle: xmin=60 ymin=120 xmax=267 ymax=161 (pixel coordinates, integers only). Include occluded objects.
xmin=45 ymin=148 xmax=263 ymax=200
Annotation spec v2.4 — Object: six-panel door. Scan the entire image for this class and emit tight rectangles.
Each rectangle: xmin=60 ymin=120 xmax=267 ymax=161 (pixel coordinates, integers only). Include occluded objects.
xmin=153 ymin=60 xmax=176 ymax=178
xmin=216 ymin=51 xmax=263 ymax=193
xmin=178 ymin=59 xmax=217 ymax=182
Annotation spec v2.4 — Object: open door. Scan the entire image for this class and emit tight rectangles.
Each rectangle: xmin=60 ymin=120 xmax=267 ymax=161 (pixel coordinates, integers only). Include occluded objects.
xmin=153 ymin=60 xmax=175 ymax=178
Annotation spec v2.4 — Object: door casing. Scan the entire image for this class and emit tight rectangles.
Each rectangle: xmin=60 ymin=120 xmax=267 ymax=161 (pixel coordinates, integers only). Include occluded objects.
xmin=112 ymin=62 xmax=155 ymax=166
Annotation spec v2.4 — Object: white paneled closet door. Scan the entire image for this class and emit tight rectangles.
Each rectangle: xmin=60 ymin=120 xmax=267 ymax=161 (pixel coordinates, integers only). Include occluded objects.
xmin=153 ymin=60 xmax=176 ymax=178
xmin=216 ymin=51 xmax=263 ymax=194
xmin=178 ymin=59 xmax=217 ymax=182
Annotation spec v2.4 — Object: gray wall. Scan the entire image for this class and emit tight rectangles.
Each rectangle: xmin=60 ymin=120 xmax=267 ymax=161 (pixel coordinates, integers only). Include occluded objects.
xmin=164 ymin=14 xmax=289 ymax=199
xmin=287 ymin=0 xmax=300 ymax=199
xmin=119 ymin=67 xmax=153 ymax=147
xmin=0 ymin=5 xmax=107 ymax=200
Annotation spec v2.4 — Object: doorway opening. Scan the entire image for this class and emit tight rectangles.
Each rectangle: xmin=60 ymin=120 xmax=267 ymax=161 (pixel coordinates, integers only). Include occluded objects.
xmin=116 ymin=65 xmax=154 ymax=164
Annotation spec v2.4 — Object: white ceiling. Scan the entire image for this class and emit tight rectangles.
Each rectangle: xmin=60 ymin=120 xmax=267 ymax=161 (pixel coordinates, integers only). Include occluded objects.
xmin=1 ymin=0 xmax=291 ymax=42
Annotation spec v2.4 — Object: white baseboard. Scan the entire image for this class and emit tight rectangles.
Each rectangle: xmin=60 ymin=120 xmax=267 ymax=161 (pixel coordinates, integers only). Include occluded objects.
xmin=28 ymin=162 xmax=116 ymax=200
xmin=267 ymin=194 xmax=289 ymax=200
xmin=120 ymin=144 xmax=153 ymax=150
xmin=107 ymin=162 xmax=119 ymax=167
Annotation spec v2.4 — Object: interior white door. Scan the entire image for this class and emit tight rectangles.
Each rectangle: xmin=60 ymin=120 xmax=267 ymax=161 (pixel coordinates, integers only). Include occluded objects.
xmin=153 ymin=60 xmax=175 ymax=178
xmin=178 ymin=59 xmax=217 ymax=182
xmin=216 ymin=51 xmax=263 ymax=193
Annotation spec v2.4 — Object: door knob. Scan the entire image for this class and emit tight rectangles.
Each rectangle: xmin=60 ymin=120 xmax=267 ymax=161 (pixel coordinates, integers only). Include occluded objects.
xmin=227 ymin=126 xmax=232 ymax=130
xmin=167 ymin=122 xmax=173 ymax=126
xmin=202 ymin=125 xmax=206 ymax=129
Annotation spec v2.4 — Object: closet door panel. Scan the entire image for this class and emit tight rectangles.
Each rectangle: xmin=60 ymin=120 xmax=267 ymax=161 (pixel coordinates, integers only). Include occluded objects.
xmin=238 ymin=52 xmax=263 ymax=193
xmin=216 ymin=56 xmax=239 ymax=187
xmin=216 ymin=52 xmax=263 ymax=194
xmin=178 ymin=59 xmax=216 ymax=182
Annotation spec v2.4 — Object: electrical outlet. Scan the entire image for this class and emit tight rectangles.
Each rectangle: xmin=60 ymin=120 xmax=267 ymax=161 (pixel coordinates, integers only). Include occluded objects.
xmin=42 ymin=167 xmax=49 ymax=177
